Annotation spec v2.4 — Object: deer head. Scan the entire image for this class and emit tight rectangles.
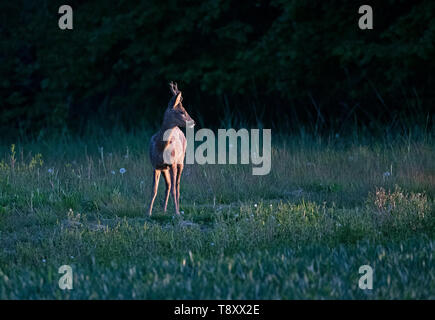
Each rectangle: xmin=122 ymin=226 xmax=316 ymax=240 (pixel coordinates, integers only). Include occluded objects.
xmin=162 ymin=82 xmax=195 ymax=129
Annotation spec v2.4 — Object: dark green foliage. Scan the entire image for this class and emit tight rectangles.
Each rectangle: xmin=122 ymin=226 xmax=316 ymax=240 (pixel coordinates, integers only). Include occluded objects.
xmin=0 ymin=1 xmax=434 ymax=137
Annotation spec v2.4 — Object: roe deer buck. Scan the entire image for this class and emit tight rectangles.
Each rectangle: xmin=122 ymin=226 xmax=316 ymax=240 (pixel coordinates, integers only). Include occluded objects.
xmin=148 ymin=82 xmax=195 ymax=216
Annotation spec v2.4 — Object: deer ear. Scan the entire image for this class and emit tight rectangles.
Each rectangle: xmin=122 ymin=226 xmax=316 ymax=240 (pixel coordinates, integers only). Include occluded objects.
xmin=172 ymin=92 xmax=182 ymax=109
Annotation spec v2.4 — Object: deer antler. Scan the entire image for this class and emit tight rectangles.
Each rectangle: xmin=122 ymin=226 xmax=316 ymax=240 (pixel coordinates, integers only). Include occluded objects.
xmin=169 ymin=81 xmax=180 ymax=96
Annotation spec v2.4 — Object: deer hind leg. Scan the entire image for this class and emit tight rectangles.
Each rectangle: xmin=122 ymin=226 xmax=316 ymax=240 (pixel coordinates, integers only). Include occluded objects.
xmin=170 ymin=165 xmax=180 ymax=215
xmin=148 ymin=169 xmax=161 ymax=216
xmin=162 ymin=169 xmax=171 ymax=212
xmin=176 ymin=164 xmax=183 ymax=212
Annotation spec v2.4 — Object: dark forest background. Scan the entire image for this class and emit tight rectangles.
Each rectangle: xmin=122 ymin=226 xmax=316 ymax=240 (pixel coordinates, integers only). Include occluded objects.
xmin=0 ymin=0 xmax=434 ymax=138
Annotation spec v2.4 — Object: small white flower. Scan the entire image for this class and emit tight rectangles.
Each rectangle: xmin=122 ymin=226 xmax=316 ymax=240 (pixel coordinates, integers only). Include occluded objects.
xmin=180 ymin=211 xmax=184 ymax=215
xmin=70 ymin=256 xmax=74 ymax=259
xmin=119 ymin=168 xmax=126 ymax=174
xmin=42 ymin=259 xmax=46 ymax=263
xmin=48 ymin=168 xmax=54 ymax=174
xmin=111 ymin=170 xmax=116 ymax=175
xmin=383 ymin=171 xmax=391 ymax=177
xmin=210 ymin=242 xmax=215 ymax=246
xmin=270 ymin=204 xmax=273 ymax=208
xmin=254 ymin=204 xmax=258 ymax=208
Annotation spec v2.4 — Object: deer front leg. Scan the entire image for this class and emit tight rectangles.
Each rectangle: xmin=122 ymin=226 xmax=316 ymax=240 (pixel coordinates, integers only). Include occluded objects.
xmin=170 ymin=165 xmax=180 ymax=215
xmin=162 ymin=169 xmax=171 ymax=212
xmin=148 ymin=169 xmax=161 ymax=216
xmin=176 ymin=164 xmax=183 ymax=212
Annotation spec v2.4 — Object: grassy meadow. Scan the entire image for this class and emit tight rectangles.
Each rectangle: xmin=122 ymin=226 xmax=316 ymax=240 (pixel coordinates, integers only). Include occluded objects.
xmin=0 ymin=128 xmax=434 ymax=299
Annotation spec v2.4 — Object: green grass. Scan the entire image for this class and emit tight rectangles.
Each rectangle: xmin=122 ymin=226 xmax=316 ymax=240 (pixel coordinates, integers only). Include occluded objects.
xmin=0 ymin=129 xmax=434 ymax=299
